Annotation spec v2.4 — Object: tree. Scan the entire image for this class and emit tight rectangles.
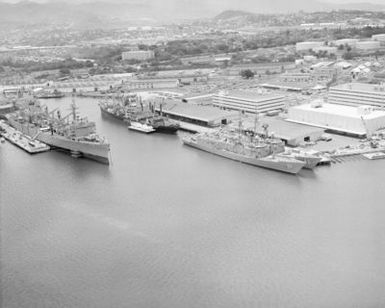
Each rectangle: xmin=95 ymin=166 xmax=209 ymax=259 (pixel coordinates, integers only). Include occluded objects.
xmin=240 ymin=69 xmax=254 ymax=79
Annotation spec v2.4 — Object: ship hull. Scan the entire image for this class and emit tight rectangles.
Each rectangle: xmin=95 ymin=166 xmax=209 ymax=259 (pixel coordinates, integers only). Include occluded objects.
xmin=153 ymin=125 xmax=179 ymax=134
xmin=100 ymin=105 xmax=126 ymax=121
xmin=295 ymin=155 xmax=322 ymax=169
xmin=278 ymin=154 xmax=322 ymax=169
xmin=7 ymin=118 xmax=110 ymax=164
xmin=183 ymin=138 xmax=304 ymax=174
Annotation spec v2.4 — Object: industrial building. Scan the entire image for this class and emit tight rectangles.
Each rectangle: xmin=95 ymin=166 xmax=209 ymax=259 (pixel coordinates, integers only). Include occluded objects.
xmin=372 ymin=34 xmax=385 ymax=45
xmin=328 ymin=83 xmax=385 ymax=108
xmin=334 ymin=38 xmax=358 ymax=48
xmin=240 ymin=117 xmax=324 ymax=146
xmin=122 ymin=78 xmax=178 ymax=90
xmin=287 ymin=102 xmax=385 ymax=137
xmin=295 ymin=41 xmax=324 ymax=52
xmin=122 ymin=50 xmax=155 ymax=61
xmin=355 ymin=41 xmax=381 ymax=52
xmin=213 ymin=91 xmax=286 ymax=114
xmin=155 ymin=101 xmax=238 ymax=127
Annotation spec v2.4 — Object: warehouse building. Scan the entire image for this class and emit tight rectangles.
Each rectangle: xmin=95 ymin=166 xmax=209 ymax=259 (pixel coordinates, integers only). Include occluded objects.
xmin=213 ymin=91 xmax=286 ymax=114
xmin=155 ymin=101 xmax=238 ymax=127
xmin=372 ymin=34 xmax=385 ymax=45
xmin=122 ymin=50 xmax=155 ymax=61
xmin=287 ymin=101 xmax=385 ymax=137
xmin=328 ymin=83 xmax=385 ymax=108
xmin=296 ymin=41 xmax=324 ymax=52
xmin=122 ymin=78 xmax=178 ymax=90
xmin=240 ymin=117 xmax=324 ymax=146
xmin=334 ymin=38 xmax=358 ymax=48
xmin=355 ymin=41 xmax=381 ymax=52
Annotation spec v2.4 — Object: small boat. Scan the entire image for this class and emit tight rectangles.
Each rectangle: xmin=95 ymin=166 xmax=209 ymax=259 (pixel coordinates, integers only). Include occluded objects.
xmin=128 ymin=121 xmax=155 ymax=134
xmin=1 ymin=136 xmax=5 ymax=143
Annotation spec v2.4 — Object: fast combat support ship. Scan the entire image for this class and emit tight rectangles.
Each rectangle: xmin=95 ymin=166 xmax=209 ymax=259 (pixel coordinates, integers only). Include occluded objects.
xmin=6 ymin=97 xmax=110 ymax=164
xmin=99 ymin=94 xmax=179 ymax=134
xmin=182 ymin=125 xmax=306 ymax=174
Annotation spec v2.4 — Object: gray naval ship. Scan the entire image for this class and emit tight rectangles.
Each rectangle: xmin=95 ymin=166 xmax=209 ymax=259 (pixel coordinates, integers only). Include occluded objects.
xmin=7 ymin=97 xmax=110 ymax=164
xmin=182 ymin=126 xmax=306 ymax=175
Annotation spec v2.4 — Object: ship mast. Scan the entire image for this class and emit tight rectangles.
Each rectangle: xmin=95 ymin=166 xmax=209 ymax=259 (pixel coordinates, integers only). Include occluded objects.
xmin=71 ymin=94 xmax=79 ymax=123
xmin=238 ymin=110 xmax=243 ymax=141
xmin=253 ymin=111 xmax=259 ymax=143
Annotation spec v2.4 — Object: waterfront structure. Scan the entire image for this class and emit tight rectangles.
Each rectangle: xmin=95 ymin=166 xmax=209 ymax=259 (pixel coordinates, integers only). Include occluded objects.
xmin=296 ymin=41 xmax=324 ymax=52
xmin=155 ymin=101 xmax=238 ymax=127
xmin=122 ymin=50 xmax=155 ymax=61
xmin=0 ymin=120 xmax=50 ymax=154
xmin=213 ymin=91 xmax=286 ymax=114
xmin=287 ymin=102 xmax=385 ymax=137
xmin=240 ymin=117 xmax=325 ymax=146
xmin=328 ymin=83 xmax=385 ymax=108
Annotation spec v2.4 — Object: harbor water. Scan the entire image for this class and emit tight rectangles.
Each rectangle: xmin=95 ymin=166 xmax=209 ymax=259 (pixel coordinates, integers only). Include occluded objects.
xmin=1 ymin=97 xmax=385 ymax=308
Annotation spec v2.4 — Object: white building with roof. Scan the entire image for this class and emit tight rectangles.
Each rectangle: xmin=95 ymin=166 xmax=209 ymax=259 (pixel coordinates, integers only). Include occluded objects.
xmin=355 ymin=41 xmax=381 ymax=52
xmin=372 ymin=34 xmax=385 ymax=45
xmin=287 ymin=102 xmax=385 ymax=137
xmin=334 ymin=38 xmax=358 ymax=48
xmin=296 ymin=41 xmax=324 ymax=52
xmin=122 ymin=50 xmax=155 ymax=61
xmin=328 ymin=83 xmax=385 ymax=108
xmin=213 ymin=91 xmax=286 ymax=114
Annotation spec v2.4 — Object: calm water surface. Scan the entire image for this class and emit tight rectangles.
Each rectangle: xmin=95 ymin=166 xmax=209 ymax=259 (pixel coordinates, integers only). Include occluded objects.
xmin=1 ymin=97 xmax=385 ymax=308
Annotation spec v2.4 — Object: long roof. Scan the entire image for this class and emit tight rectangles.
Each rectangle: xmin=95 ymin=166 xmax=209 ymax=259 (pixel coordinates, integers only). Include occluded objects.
xmin=291 ymin=102 xmax=385 ymax=120
xmin=159 ymin=101 xmax=238 ymax=122
xmin=331 ymin=82 xmax=385 ymax=93
xmin=215 ymin=90 xmax=285 ymax=102
xmin=241 ymin=116 xmax=324 ymax=140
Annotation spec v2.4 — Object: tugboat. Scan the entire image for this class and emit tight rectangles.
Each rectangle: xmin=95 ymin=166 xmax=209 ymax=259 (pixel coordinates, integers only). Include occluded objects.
xmin=128 ymin=121 xmax=155 ymax=134
xmin=182 ymin=118 xmax=305 ymax=174
xmin=7 ymin=96 xmax=110 ymax=164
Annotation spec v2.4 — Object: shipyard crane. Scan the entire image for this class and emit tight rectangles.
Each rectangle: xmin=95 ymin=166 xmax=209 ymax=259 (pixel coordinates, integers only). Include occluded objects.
xmin=361 ymin=116 xmax=378 ymax=148
xmin=360 ymin=116 xmax=371 ymax=139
